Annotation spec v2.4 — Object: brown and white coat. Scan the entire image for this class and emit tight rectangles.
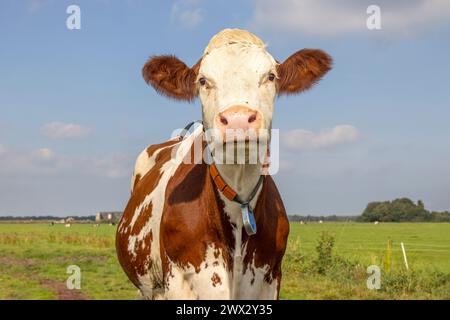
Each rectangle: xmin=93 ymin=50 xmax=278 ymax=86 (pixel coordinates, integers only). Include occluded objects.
xmin=116 ymin=29 xmax=332 ymax=299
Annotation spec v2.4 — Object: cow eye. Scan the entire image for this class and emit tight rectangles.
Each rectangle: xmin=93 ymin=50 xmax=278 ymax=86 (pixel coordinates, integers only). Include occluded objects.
xmin=268 ymin=73 xmax=276 ymax=81
xmin=199 ymin=77 xmax=207 ymax=86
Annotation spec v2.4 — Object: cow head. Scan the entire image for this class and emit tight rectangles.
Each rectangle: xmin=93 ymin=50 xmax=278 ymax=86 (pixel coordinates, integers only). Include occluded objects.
xmin=143 ymin=29 xmax=332 ymax=161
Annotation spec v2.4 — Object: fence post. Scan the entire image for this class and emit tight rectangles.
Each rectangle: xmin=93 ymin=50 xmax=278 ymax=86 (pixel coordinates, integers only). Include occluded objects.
xmin=401 ymin=242 xmax=409 ymax=270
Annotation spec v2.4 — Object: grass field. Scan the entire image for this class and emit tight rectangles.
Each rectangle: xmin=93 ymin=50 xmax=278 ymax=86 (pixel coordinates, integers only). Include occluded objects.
xmin=0 ymin=222 xmax=449 ymax=300
xmin=281 ymin=222 xmax=450 ymax=299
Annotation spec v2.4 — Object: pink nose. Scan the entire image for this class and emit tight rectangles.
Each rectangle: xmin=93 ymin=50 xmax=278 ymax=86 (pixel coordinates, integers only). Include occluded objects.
xmin=215 ymin=105 xmax=262 ymax=140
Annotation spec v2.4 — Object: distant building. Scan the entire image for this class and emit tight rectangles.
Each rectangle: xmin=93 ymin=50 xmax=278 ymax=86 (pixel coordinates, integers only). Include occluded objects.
xmin=66 ymin=217 xmax=75 ymax=224
xmin=95 ymin=211 xmax=122 ymax=224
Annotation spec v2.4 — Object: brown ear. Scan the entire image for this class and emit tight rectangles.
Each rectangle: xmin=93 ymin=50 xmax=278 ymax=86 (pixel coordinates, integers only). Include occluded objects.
xmin=277 ymin=49 xmax=332 ymax=95
xmin=142 ymin=55 xmax=201 ymax=101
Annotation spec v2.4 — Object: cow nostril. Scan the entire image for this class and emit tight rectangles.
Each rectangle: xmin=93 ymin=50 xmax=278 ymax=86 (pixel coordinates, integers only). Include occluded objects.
xmin=220 ymin=116 xmax=228 ymax=126
xmin=248 ymin=113 xmax=257 ymax=124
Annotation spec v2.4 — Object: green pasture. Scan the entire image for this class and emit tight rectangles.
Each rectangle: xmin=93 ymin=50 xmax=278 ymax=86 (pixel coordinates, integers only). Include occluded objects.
xmin=0 ymin=222 xmax=448 ymax=300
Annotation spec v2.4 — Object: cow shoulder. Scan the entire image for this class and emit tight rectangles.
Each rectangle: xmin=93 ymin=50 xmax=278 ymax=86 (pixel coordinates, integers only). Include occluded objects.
xmin=116 ymin=139 xmax=181 ymax=286
xmin=243 ymin=176 xmax=289 ymax=277
xmin=160 ymin=162 xmax=234 ymax=273
xmin=131 ymin=138 xmax=182 ymax=192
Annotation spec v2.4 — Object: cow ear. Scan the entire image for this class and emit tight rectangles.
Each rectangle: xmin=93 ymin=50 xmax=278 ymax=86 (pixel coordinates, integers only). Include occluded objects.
xmin=277 ymin=49 xmax=332 ymax=95
xmin=142 ymin=55 xmax=201 ymax=101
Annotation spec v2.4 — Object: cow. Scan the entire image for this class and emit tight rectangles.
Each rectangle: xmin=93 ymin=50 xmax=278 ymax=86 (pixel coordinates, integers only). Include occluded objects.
xmin=116 ymin=29 xmax=332 ymax=299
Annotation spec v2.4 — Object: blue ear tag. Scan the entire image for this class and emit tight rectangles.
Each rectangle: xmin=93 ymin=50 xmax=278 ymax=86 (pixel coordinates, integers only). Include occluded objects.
xmin=242 ymin=204 xmax=257 ymax=236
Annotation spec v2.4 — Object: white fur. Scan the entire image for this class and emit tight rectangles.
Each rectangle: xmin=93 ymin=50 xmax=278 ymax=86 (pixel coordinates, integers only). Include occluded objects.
xmin=196 ymin=33 xmax=278 ymax=299
xmin=198 ymin=43 xmax=277 ymax=133
xmin=120 ymin=127 xmax=203 ymax=299
xmin=130 ymin=138 xmax=180 ymax=192
xmin=165 ymin=245 xmax=231 ymax=299
xmin=239 ymin=253 xmax=278 ymax=299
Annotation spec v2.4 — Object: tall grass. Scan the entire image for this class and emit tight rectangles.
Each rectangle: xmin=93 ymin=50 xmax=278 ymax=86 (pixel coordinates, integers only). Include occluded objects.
xmin=0 ymin=232 xmax=113 ymax=248
xmin=282 ymin=231 xmax=450 ymax=299
xmin=383 ymin=239 xmax=393 ymax=272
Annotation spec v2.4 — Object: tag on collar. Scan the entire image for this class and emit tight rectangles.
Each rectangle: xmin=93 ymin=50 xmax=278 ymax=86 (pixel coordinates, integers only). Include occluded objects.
xmin=242 ymin=204 xmax=257 ymax=236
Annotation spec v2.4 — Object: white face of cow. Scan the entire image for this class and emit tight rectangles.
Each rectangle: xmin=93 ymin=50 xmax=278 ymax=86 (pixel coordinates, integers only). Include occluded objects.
xmin=142 ymin=29 xmax=332 ymax=159
xmin=198 ymin=43 xmax=277 ymax=144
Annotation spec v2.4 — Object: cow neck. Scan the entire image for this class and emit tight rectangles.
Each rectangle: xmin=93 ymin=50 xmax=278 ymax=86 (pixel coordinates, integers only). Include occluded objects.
xmin=211 ymin=163 xmax=263 ymax=205
xmin=181 ymin=120 xmax=265 ymax=210
xmin=180 ymin=120 xmax=265 ymax=218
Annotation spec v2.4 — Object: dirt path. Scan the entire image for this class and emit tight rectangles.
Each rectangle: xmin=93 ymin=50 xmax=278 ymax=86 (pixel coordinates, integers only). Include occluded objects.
xmin=40 ymin=279 xmax=89 ymax=300
xmin=0 ymin=257 xmax=90 ymax=300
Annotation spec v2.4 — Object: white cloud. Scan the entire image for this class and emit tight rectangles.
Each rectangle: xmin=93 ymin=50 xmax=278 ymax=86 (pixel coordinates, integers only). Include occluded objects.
xmin=27 ymin=0 xmax=48 ymax=14
xmin=0 ymin=147 xmax=59 ymax=176
xmin=250 ymin=0 xmax=450 ymax=36
xmin=40 ymin=121 xmax=92 ymax=139
xmin=282 ymin=125 xmax=358 ymax=151
xmin=0 ymin=145 xmax=131 ymax=179
xmin=91 ymin=155 xmax=132 ymax=179
xmin=171 ymin=0 xmax=205 ymax=28
xmin=0 ymin=146 xmax=133 ymax=215
xmin=33 ymin=148 xmax=54 ymax=160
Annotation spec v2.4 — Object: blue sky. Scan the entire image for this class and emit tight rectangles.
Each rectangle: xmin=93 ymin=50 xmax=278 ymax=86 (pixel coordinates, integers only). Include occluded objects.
xmin=1 ymin=0 xmax=450 ymax=216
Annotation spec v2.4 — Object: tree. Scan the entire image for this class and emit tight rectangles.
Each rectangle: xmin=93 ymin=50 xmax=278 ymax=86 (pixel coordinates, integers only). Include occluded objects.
xmin=418 ymin=200 xmax=424 ymax=209
xmin=360 ymin=198 xmax=432 ymax=222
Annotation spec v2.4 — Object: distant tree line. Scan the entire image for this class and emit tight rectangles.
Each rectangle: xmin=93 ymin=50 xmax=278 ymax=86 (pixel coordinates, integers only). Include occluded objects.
xmin=288 ymin=198 xmax=450 ymax=223
xmin=3 ymin=198 xmax=450 ymax=223
xmin=358 ymin=198 xmax=450 ymax=222
xmin=288 ymin=215 xmax=358 ymax=222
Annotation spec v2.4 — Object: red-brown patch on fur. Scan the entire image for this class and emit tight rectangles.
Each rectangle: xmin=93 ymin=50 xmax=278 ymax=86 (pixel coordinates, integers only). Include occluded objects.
xmin=211 ymin=273 xmax=222 ymax=287
xmin=213 ymin=247 xmax=220 ymax=259
xmin=160 ymin=156 xmax=234 ymax=275
xmin=142 ymin=56 xmax=202 ymax=101
xmin=116 ymin=141 xmax=180 ymax=287
xmin=132 ymin=230 xmax=153 ymax=276
xmin=131 ymin=139 xmax=181 ymax=193
xmin=242 ymin=177 xmax=290 ymax=290
xmin=277 ymin=49 xmax=332 ymax=95
xmin=146 ymin=139 xmax=182 ymax=158
xmin=133 ymin=173 xmax=141 ymax=191
xmin=130 ymin=202 xmax=153 ymax=236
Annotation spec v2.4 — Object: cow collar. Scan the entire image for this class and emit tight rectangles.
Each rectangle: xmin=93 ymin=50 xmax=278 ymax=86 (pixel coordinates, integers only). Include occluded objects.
xmin=209 ymin=163 xmax=264 ymax=236
xmin=180 ymin=120 xmax=264 ymax=236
